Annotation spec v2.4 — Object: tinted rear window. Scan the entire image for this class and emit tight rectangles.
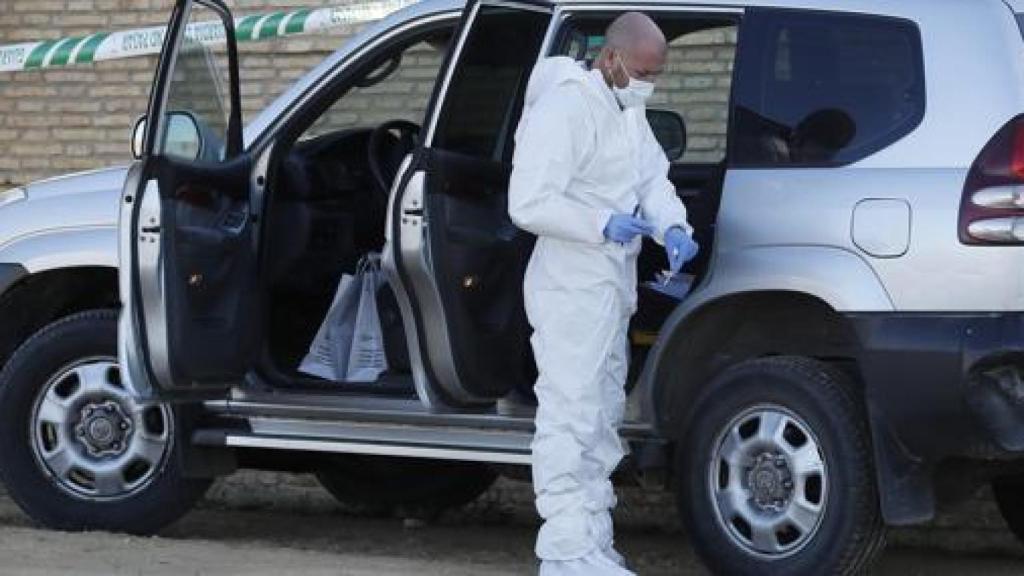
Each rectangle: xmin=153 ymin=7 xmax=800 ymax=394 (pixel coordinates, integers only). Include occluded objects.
xmin=731 ymin=9 xmax=925 ymax=167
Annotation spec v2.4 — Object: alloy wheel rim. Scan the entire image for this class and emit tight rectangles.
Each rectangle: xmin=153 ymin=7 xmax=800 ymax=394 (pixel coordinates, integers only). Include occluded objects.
xmin=708 ymin=403 xmax=828 ymax=558
xmin=29 ymin=357 xmax=173 ymax=500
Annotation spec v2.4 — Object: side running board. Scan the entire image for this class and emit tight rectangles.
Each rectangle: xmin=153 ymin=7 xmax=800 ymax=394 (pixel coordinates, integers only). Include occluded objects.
xmin=193 ymin=417 xmax=534 ymax=465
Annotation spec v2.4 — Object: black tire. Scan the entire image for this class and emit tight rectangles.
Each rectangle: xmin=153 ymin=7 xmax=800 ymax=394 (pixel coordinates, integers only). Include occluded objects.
xmin=0 ymin=310 xmax=211 ymax=534
xmin=316 ymin=455 xmax=497 ymax=516
xmin=992 ymin=474 xmax=1024 ymax=545
xmin=677 ymin=356 xmax=886 ymax=575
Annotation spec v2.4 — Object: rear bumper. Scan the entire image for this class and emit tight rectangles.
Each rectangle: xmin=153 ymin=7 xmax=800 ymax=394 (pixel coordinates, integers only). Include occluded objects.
xmin=848 ymin=312 xmax=1024 ymax=523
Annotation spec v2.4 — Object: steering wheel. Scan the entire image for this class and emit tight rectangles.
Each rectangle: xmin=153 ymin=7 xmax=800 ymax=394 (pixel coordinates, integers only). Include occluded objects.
xmin=368 ymin=119 xmax=421 ymax=200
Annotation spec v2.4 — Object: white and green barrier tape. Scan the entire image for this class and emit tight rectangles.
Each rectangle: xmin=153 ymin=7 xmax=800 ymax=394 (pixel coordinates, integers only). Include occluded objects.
xmin=0 ymin=0 xmax=416 ymax=73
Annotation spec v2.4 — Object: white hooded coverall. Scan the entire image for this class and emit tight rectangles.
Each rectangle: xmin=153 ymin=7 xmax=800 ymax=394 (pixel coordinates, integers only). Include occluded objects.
xmin=509 ymin=57 xmax=693 ymax=573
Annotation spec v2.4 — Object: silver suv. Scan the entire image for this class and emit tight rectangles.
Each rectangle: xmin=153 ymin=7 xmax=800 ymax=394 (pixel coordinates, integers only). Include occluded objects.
xmin=2 ymin=0 xmax=1024 ymax=573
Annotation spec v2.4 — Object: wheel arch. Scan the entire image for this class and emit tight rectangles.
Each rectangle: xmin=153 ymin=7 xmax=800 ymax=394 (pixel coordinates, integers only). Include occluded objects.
xmin=642 ymin=289 xmax=864 ymax=440
xmin=0 ymin=265 xmax=120 ymax=373
xmin=0 ymin=226 xmax=117 ymax=273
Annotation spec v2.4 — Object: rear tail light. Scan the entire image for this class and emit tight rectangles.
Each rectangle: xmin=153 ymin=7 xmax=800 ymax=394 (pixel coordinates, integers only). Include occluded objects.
xmin=960 ymin=115 xmax=1024 ymax=244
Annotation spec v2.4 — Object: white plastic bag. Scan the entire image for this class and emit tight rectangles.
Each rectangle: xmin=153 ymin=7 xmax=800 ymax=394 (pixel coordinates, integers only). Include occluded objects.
xmin=345 ymin=261 xmax=388 ymax=382
xmin=298 ymin=274 xmax=359 ymax=381
xmin=299 ymin=255 xmax=388 ymax=382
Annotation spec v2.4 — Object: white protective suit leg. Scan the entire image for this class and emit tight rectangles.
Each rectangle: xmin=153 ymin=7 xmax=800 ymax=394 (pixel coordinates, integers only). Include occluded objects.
xmin=588 ymin=319 xmax=630 ymax=551
xmin=529 ymin=286 xmax=633 ymax=575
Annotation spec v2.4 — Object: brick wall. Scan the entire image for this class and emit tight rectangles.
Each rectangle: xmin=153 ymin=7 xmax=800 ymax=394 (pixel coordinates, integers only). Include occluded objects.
xmin=657 ymin=26 xmax=735 ymax=163
xmin=0 ymin=1 xmax=735 ymax=189
xmin=0 ymin=1 xmax=361 ymax=188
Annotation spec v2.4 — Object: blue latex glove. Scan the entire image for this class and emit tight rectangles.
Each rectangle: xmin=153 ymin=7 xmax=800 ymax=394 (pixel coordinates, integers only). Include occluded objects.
xmin=603 ymin=214 xmax=655 ymax=244
xmin=665 ymin=226 xmax=699 ymax=273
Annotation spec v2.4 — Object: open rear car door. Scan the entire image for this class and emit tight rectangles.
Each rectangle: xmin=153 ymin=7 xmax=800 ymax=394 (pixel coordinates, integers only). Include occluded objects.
xmin=391 ymin=0 xmax=554 ymax=406
xmin=119 ymin=0 xmax=259 ymax=402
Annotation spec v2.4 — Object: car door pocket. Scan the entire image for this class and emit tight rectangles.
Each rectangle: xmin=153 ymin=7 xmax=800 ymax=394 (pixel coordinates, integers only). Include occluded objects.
xmin=177 ymin=225 xmax=243 ymax=249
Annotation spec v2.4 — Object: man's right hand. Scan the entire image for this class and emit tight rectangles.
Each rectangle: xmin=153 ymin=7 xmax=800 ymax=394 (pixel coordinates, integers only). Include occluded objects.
xmin=603 ymin=214 xmax=655 ymax=244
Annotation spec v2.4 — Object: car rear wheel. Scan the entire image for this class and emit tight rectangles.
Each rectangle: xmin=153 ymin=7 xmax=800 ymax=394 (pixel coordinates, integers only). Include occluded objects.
xmin=676 ymin=356 xmax=886 ymax=575
xmin=316 ymin=455 xmax=497 ymax=517
xmin=0 ymin=310 xmax=211 ymax=534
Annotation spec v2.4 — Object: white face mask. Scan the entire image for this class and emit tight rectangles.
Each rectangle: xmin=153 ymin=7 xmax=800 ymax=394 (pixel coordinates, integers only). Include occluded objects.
xmin=612 ymin=53 xmax=655 ymax=109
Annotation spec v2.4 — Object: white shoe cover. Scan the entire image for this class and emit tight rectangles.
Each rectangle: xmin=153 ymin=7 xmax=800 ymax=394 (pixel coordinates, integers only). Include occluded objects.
xmin=539 ymin=549 xmax=636 ymax=576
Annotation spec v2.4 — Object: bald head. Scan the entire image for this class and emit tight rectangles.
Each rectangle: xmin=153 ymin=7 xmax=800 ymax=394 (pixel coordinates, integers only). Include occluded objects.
xmin=605 ymin=12 xmax=667 ymax=55
xmin=597 ymin=12 xmax=667 ymax=90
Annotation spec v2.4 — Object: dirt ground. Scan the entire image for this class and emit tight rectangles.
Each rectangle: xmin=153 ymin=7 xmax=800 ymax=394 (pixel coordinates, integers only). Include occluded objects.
xmin=1 ymin=489 xmax=1023 ymax=576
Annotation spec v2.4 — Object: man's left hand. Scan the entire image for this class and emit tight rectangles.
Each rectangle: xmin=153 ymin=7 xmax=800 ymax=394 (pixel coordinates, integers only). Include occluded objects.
xmin=665 ymin=227 xmax=699 ymax=273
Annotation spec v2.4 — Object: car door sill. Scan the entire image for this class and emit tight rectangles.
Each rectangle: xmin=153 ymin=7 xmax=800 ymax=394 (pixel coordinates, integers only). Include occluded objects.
xmin=205 ymin=388 xmax=654 ymax=437
xmin=193 ymin=416 xmax=536 ymax=465
xmin=201 ymin=387 xmax=655 ymax=440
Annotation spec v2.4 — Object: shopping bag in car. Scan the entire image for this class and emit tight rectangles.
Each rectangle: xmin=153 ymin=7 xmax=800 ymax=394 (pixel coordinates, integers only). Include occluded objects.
xmin=344 ymin=258 xmax=388 ymax=382
xmin=298 ymin=273 xmax=360 ymax=381
xmin=299 ymin=254 xmax=389 ymax=382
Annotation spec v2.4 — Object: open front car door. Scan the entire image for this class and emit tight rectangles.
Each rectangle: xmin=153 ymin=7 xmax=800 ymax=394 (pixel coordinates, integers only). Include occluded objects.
xmin=119 ymin=0 xmax=259 ymax=403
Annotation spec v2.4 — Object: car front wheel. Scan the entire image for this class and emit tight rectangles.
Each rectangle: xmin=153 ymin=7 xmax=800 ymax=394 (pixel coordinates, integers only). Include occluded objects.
xmin=0 ymin=310 xmax=211 ymax=534
xmin=677 ymin=356 xmax=886 ymax=575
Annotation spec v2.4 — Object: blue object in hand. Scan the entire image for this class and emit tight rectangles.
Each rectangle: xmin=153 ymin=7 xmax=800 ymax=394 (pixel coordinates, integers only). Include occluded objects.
xmin=604 ymin=214 xmax=655 ymax=244
xmin=665 ymin=226 xmax=699 ymax=273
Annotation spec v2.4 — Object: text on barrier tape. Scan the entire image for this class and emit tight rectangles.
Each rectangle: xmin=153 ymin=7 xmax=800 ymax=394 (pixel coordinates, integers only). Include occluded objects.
xmin=0 ymin=0 xmax=416 ymax=73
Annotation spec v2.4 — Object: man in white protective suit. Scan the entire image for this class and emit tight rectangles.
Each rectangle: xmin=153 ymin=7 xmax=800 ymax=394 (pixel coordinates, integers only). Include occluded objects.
xmin=508 ymin=12 xmax=699 ymax=576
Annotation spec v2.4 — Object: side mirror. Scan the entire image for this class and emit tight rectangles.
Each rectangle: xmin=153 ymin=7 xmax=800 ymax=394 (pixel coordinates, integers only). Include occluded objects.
xmin=130 ymin=112 xmax=203 ymax=162
xmin=131 ymin=116 xmax=146 ymax=160
xmin=646 ymin=109 xmax=687 ymax=162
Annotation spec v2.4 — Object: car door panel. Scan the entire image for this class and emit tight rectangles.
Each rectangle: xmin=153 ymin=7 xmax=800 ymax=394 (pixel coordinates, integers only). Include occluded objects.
xmin=150 ymin=155 xmax=257 ymax=384
xmin=424 ymin=149 xmax=530 ymax=399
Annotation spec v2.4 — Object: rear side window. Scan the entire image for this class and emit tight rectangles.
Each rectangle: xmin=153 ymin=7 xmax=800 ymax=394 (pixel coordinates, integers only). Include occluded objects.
xmin=731 ymin=9 xmax=925 ymax=167
xmin=431 ymin=6 xmax=551 ymax=161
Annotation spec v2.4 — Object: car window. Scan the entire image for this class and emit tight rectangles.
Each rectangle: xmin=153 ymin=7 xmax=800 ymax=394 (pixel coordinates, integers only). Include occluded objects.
xmin=652 ymin=24 xmax=736 ymax=164
xmin=430 ymin=6 xmax=552 ymax=161
xmin=555 ymin=16 xmax=738 ymax=165
xmin=731 ymin=9 xmax=925 ymax=167
xmin=161 ymin=2 xmax=233 ymax=161
xmin=298 ymin=33 xmax=451 ymax=142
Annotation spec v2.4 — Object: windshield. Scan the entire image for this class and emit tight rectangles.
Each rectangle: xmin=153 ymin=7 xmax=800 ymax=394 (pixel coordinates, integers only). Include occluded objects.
xmin=242 ymin=4 xmax=459 ymax=148
xmin=236 ymin=22 xmax=374 ymax=144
